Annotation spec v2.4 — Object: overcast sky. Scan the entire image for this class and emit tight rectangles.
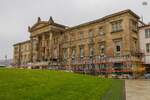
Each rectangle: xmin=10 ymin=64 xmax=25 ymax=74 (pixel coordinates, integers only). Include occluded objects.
xmin=0 ymin=0 xmax=149 ymax=60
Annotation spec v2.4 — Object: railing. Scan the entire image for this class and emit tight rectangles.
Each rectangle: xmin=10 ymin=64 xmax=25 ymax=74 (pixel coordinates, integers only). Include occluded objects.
xmin=70 ymin=55 xmax=141 ymax=65
xmin=30 ymin=61 xmax=49 ymax=66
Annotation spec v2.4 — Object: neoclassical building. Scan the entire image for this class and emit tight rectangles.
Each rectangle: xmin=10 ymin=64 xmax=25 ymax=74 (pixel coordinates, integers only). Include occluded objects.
xmin=13 ymin=9 xmax=145 ymax=76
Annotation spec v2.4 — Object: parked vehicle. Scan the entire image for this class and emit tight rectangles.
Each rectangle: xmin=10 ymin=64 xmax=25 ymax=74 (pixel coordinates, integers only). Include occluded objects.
xmin=144 ymin=73 xmax=150 ymax=79
xmin=111 ymin=74 xmax=118 ymax=79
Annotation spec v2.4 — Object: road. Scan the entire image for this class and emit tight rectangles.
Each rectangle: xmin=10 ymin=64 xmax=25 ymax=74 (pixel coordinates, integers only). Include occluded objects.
xmin=125 ymin=79 xmax=150 ymax=100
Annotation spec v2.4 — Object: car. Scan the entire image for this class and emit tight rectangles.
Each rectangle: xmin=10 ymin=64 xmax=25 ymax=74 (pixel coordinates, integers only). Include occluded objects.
xmin=111 ymin=74 xmax=118 ymax=79
xmin=144 ymin=73 xmax=150 ymax=79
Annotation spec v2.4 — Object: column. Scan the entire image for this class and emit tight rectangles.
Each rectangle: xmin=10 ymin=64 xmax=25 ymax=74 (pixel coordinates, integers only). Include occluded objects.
xmin=45 ymin=34 xmax=49 ymax=61
xmin=42 ymin=34 xmax=45 ymax=61
xmin=49 ymin=32 xmax=53 ymax=60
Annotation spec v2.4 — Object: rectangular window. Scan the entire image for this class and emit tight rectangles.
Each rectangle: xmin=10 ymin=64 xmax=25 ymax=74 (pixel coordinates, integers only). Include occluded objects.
xmin=80 ymin=47 xmax=84 ymax=58
xmin=71 ymin=48 xmax=76 ymax=59
xmin=98 ymin=27 xmax=105 ymax=35
xmin=131 ymin=20 xmax=138 ymax=32
xmin=145 ymin=29 xmax=150 ymax=38
xmin=89 ymin=45 xmax=94 ymax=57
xmin=14 ymin=47 xmax=18 ymax=53
xmin=114 ymin=40 xmax=122 ymax=56
xmin=63 ymin=48 xmax=68 ymax=59
xmin=88 ymin=30 xmax=93 ymax=43
xmin=99 ymin=43 xmax=105 ymax=56
xmin=80 ymin=32 xmax=84 ymax=40
xmin=71 ymin=33 xmax=75 ymax=41
xmin=88 ymin=30 xmax=93 ymax=38
xmin=146 ymin=43 xmax=150 ymax=53
xmin=63 ymin=34 xmax=68 ymax=42
xmin=111 ymin=20 xmax=123 ymax=32
xmin=80 ymin=32 xmax=84 ymax=45
xmin=133 ymin=38 xmax=138 ymax=52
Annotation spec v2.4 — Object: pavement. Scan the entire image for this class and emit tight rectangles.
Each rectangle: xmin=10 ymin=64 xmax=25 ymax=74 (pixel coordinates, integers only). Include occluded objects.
xmin=125 ymin=79 xmax=150 ymax=100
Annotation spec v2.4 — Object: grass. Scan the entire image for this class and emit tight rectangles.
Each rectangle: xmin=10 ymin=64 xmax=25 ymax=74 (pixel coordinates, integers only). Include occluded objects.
xmin=0 ymin=68 xmax=124 ymax=100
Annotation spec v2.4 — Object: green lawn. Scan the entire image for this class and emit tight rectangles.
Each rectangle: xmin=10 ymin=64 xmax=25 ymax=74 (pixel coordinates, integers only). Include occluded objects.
xmin=0 ymin=68 xmax=124 ymax=100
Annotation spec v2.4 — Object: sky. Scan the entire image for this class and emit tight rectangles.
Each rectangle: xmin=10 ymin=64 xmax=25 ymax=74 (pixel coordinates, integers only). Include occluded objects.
xmin=0 ymin=0 xmax=149 ymax=60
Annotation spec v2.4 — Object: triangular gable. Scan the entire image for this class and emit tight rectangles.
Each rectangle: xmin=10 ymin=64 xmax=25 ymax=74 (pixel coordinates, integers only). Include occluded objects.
xmin=30 ymin=21 xmax=49 ymax=31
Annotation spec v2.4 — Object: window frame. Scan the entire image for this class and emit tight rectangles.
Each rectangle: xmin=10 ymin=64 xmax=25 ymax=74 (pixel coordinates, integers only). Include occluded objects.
xmin=89 ymin=45 xmax=94 ymax=57
xmin=114 ymin=40 xmax=122 ymax=57
xmin=131 ymin=19 xmax=138 ymax=32
xmin=63 ymin=48 xmax=68 ymax=60
xmin=146 ymin=43 xmax=150 ymax=53
xmin=71 ymin=48 xmax=76 ymax=59
xmin=79 ymin=46 xmax=84 ymax=58
xmin=99 ymin=42 xmax=105 ymax=56
xmin=145 ymin=28 xmax=150 ymax=38
xmin=98 ymin=27 xmax=105 ymax=36
xmin=111 ymin=20 xmax=123 ymax=33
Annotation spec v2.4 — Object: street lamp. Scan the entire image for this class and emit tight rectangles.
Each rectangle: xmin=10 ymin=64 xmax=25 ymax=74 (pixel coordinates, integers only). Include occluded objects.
xmin=5 ymin=55 xmax=7 ymax=66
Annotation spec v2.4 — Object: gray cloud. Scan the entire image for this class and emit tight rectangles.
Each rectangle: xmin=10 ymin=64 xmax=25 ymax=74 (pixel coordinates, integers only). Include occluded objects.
xmin=0 ymin=0 xmax=149 ymax=59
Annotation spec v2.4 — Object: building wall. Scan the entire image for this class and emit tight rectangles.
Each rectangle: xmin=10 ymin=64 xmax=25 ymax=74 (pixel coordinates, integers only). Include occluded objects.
xmin=139 ymin=26 xmax=150 ymax=64
xmin=20 ymin=41 xmax=31 ymax=65
xmin=13 ymin=44 xmax=21 ymax=66
xmin=61 ymin=12 xmax=139 ymax=66
xmin=13 ymin=10 xmax=142 ymax=69
xmin=13 ymin=41 xmax=31 ymax=66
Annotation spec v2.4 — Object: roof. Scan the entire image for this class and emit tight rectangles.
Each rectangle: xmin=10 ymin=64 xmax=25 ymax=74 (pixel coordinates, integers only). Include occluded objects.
xmin=66 ymin=9 xmax=140 ymax=31
xmin=139 ymin=24 xmax=150 ymax=29
xmin=13 ymin=40 xmax=30 ymax=46
xmin=29 ymin=17 xmax=67 ymax=32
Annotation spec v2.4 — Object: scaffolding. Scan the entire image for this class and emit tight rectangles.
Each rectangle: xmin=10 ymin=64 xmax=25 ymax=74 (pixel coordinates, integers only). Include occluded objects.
xmin=27 ymin=53 xmax=145 ymax=78
xmin=65 ymin=55 xmax=145 ymax=78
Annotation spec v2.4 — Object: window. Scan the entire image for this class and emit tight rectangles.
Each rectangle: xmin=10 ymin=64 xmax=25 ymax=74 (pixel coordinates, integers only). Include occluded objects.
xmin=63 ymin=48 xmax=68 ymax=59
xmin=88 ymin=30 xmax=93 ymax=38
xmin=71 ymin=48 xmax=76 ymax=59
xmin=98 ymin=27 xmax=105 ymax=35
xmin=111 ymin=20 xmax=123 ymax=32
xmin=114 ymin=40 xmax=122 ymax=56
xmin=146 ymin=43 xmax=150 ymax=53
xmin=14 ymin=47 xmax=18 ymax=53
xmin=80 ymin=47 xmax=84 ymax=58
xmin=145 ymin=29 xmax=150 ymax=38
xmin=88 ymin=30 xmax=93 ymax=43
xmin=54 ymin=49 xmax=57 ymax=58
xmin=54 ymin=37 xmax=58 ymax=44
xmin=133 ymin=38 xmax=138 ymax=52
xmin=71 ymin=33 xmax=75 ymax=41
xmin=131 ymin=20 xmax=138 ymax=32
xmin=80 ymin=32 xmax=84 ymax=45
xmin=89 ymin=45 xmax=94 ymax=57
xmin=99 ymin=43 xmax=105 ymax=56
xmin=116 ymin=45 xmax=121 ymax=52
xmin=80 ymin=32 xmax=84 ymax=40
xmin=64 ymin=34 xmax=68 ymax=42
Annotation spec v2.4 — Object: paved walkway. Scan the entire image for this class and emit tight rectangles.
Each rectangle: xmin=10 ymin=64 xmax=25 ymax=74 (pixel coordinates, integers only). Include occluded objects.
xmin=125 ymin=79 xmax=150 ymax=100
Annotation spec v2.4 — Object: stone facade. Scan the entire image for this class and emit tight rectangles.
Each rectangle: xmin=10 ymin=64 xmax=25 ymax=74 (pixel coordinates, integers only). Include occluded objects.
xmin=13 ymin=9 xmax=145 ymax=75
xmin=13 ymin=40 xmax=31 ymax=67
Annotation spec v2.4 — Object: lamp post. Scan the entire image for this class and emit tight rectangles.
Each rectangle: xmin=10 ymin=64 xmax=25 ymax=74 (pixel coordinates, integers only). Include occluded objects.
xmin=5 ymin=55 xmax=7 ymax=66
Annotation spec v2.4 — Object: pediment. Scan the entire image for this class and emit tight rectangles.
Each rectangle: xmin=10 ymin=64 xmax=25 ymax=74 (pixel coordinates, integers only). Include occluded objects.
xmin=30 ymin=21 xmax=49 ymax=32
